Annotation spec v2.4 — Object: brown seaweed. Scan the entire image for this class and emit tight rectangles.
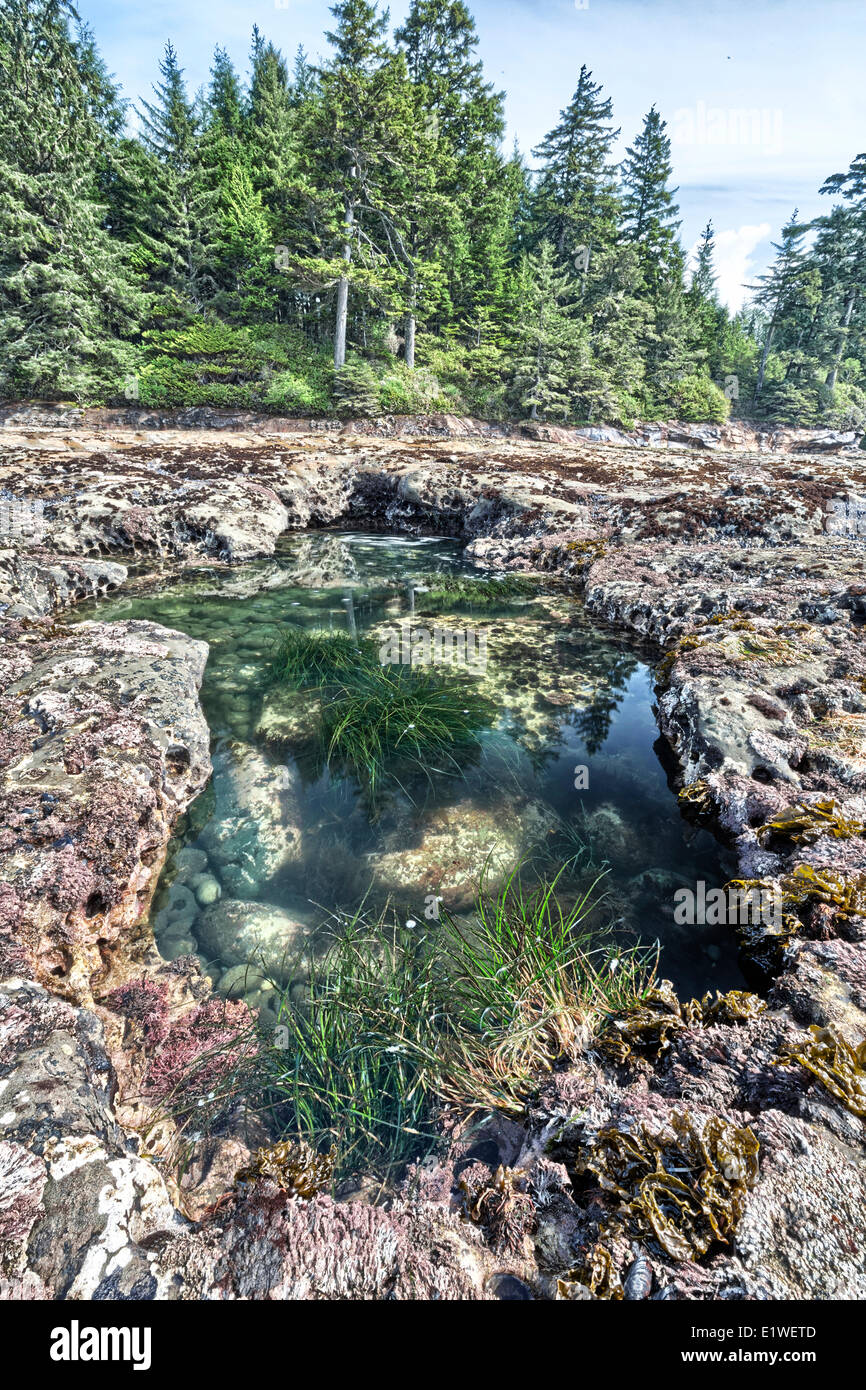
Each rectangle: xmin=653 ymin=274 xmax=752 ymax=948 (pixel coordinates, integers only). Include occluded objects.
xmin=235 ymin=1139 xmax=335 ymax=1198
xmin=756 ymin=799 xmax=865 ymax=848
xmin=775 ymin=1025 xmax=866 ymax=1118
xmin=599 ymin=983 xmax=766 ymax=1065
xmin=575 ymin=1110 xmax=759 ymax=1261
xmin=557 ymin=1241 xmax=624 ymax=1300
xmin=459 ymin=1163 xmax=535 ymax=1252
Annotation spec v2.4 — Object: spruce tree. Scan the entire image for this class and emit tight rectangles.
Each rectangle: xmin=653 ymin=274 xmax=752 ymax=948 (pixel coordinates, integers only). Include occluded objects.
xmin=817 ymin=154 xmax=866 ymax=394
xmin=297 ymin=1 xmax=414 ymax=368
xmin=509 ymin=241 xmax=581 ymax=420
xmin=531 ymin=65 xmax=621 ymax=266
xmin=395 ymin=1 xmax=509 ymax=362
xmin=691 ymin=220 xmax=718 ymax=300
xmin=137 ymin=42 xmax=218 ymax=318
xmin=201 ymin=46 xmax=272 ymax=319
xmin=620 ymin=107 xmax=680 ymax=282
xmin=751 ymin=211 xmax=815 ymax=408
xmin=0 ymin=0 xmax=143 ymax=399
xmin=686 ymin=221 xmax=730 ymax=384
xmin=247 ymin=30 xmax=295 ymax=198
xmin=619 ymin=107 xmax=695 ymax=413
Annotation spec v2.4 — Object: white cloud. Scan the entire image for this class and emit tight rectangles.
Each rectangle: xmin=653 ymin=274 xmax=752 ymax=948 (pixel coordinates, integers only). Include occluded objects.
xmin=688 ymin=222 xmax=772 ymax=312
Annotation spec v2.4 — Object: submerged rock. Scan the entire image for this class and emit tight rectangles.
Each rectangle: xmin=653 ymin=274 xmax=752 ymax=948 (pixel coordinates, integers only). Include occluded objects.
xmin=369 ymin=794 xmax=560 ymax=910
xmin=153 ymin=881 xmax=197 ymax=938
xmin=191 ymin=872 xmax=221 ymax=906
xmin=579 ymin=802 xmax=646 ymax=873
xmin=196 ymin=898 xmax=313 ymax=983
xmin=256 ymin=688 xmax=322 ymax=749
xmin=199 ymin=743 xmax=303 ymax=898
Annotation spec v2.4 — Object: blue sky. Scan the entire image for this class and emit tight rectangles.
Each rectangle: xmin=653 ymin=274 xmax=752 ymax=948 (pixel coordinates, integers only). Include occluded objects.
xmin=76 ymin=0 xmax=866 ymax=309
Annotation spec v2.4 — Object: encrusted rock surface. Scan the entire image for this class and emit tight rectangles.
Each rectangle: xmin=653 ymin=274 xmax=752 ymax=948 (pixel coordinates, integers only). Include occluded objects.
xmin=1 ymin=413 xmax=865 ymax=1300
xmin=0 ymin=551 xmax=127 ymax=619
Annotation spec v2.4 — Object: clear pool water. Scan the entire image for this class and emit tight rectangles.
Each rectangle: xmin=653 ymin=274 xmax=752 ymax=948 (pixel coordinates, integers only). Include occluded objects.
xmin=73 ymin=530 xmax=745 ymax=1006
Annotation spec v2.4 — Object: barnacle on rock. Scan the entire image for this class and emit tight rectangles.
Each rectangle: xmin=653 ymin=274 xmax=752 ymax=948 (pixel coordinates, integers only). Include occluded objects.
xmin=235 ymin=1140 xmax=334 ymax=1198
xmin=774 ymin=1025 xmax=866 ymax=1118
xmin=576 ymin=1111 xmax=759 ymax=1262
xmin=756 ymin=799 xmax=865 ymax=848
xmin=557 ymin=1241 xmax=624 ymax=1300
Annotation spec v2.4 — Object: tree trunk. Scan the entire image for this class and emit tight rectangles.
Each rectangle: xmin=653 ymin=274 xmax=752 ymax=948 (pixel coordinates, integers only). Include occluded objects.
xmin=827 ymin=289 xmax=856 ymax=392
xmin=334 ymin=200 xmax=355 ymax=370
xmin=405 ymin=310 xmax=416 ymax=370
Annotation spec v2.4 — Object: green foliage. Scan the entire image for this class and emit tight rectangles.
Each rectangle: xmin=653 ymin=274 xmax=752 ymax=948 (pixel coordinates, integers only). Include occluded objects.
xmin=413 ymin=574 xmax=539 ymax=612
xmin=249 ymin=867 xmax=651 ymax=1180
xmin=332 ymin=359 xmax=381 ymax=416
xmin=432 ymin=866 xmax=651 ymax=1105
xmin=320 ymin=663 xmax=493 ymax=799
xmin=377 ymin=364 xmax=444 ymax=414
xmin=0 ymin=0 xmax=144 ymax=401
xmin=509 ymin=240 xmax=583 ymax=420
xmin=4 ymin=3 xmax=865 ymax=428
xmin=128 ymin=323 xmax=334 ymax=410
xmin=263 ymin=916 xmax=443 ymax=1181
xmin=270 ymin=628 xmax=378 ymax=687
xmin=668 ymin=373 xmax=730 ymax=424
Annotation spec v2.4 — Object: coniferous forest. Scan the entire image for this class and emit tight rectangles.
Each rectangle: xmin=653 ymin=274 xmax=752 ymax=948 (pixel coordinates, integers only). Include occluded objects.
xmin=2 ymin=0 xmax=866 ymax=427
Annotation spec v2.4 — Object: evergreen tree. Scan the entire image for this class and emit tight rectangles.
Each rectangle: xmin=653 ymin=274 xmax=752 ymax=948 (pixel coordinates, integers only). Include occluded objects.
xmin=751 ymin=211 xmax=816 ymax=409
xmin=691 ymin=219 xmax=718 ymax=300
xmin=137 ymin=42 xmax=218 ymax=317
xmin=0 ymin=0 xmax=143 ymax=399
xmin=686 ymin=221 xmax=730 ymax=384
xmin=531 ymin=65 xmax=621 ymax=267
xmin=208 ymin=46 xmax=245 ymax=138
xmin=817 ymin=154 xmax=866 ymax=394
xmin=620 ymin=107 xmax=680 ymax=280
xmin=509 ymin=241 xmax=581 ymax=420
xmin=619 ymin=106 xmax=693 ymax=413
xmin=395 ymin=1 xmax=509 ymax=361
xmin=291 ymin=46 xmax=317 ymax=106
xmin=297 ymin=1 xmax=415 ymax=368
xmin=2 ymin=1 xmax=864 ymax=429
xmin=247 ymin=29 xmax=295 ymax=198
xmin=200 ymin=46 xmax=273 ymax=318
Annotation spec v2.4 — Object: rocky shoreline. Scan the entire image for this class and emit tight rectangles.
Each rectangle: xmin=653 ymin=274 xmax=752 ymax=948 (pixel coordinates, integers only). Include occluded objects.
xmin=1 ymin=414 xmax=864 ymax=1300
